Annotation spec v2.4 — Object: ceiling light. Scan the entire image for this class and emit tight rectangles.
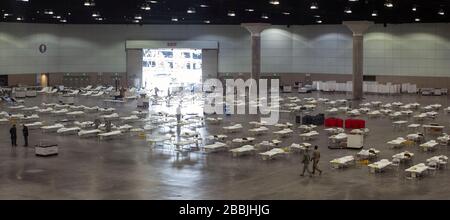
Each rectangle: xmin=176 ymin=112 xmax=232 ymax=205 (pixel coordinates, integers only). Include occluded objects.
xmin=314 ymin=15 xmax=321 ymax=18
xmin=316 ymin=20 xmax=322 ymax=24
xmin=200 ymin=4 xmax=208 ymax=8
xmin=141 ymin=3 xmax=151 ymax=10
xmin=412 ymin=5 xmax=417 ymax=11
xmin=171 ymin=16 xmax=178 ymax=21
xmin=204 ymin=20 xmax=210 ymax=23
xmin=134 ymin=14 xmax=142 ymax=20
xmin=16 ymin=16 xmax=24 ymax=21
xmin=261 ymin=13 xmax=269 ymax=19
xmin=438 ymin=9 xmax=445 ymax=16
xmin=92 ymin=12 xmax=100 ymax=17
xmin=310 ymin=2 xmax=318 ymax=10
xmin=372 ymin=10 xmax=378 ymax=17
xmin=245 ymin=9 xmax=254 ymax=12
xmin=60 ymin=19 xmax=67 ymax=23
xmin=17 ymin=0 xmax=29 ymax=2
xmin=344 ymin=7 xmax=352 ymax=14
xmin=44 ymin=9 xmax=54 ymax=15
xmin=132 ymin=19 xmax=140 ymax=23
xmin=269 ymin=0 xmax=280 ymax=5
xmin=3 ymin=13 xmax=12 ymax=17
xmin=84 ymin=0 xmax=95 ymax=7
xmin=348 ymin=0 xmax=359 ymax=2
xmin=415 ymin=18 xmax=420 ymax=22
xmin=95 ymin=17 xmax=103 ymax=21
xmin=227 ymin=11 xmax=236 ymax=17
xmin=149 ymin=1 xmax=158 ymax=3
xmin=282 ymin=12 xmax=290 ymax=15
xmin=384 ymin=1 xmax=393 ymax=8
xmin=187 ymin=7 xmax=196 ymax=14
xmin=53 ymin=15 xmax=61 ymax=19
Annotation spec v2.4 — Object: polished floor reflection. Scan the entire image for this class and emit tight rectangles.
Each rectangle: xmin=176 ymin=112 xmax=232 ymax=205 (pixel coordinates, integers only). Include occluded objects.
xmin=1 ymin=92 xmax=450 ymax=199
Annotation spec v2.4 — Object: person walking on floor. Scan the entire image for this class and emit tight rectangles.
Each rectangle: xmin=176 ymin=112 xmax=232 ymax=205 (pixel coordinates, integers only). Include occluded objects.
xmin=311 ymin=146 xmax=322 ymax=175
xmin=22 ymin=124 xmax=29 ymax=147
xmin=9 ymin=124 xmax=17 ymax=147
xmin=300 ymin=149 xmax=312 ymax=177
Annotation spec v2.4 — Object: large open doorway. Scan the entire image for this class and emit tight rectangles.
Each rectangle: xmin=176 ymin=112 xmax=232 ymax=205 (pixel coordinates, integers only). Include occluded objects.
xmin=142 ymin=48 xmax=202 ymax=94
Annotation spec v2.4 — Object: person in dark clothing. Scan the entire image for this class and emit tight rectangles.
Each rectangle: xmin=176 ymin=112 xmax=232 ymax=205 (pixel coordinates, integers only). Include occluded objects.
xmin=300 ymin=149 xmax=313 ymax=177
xmin=311 ymin=146 xmax=322 ymax=175
xmin=9 ymin=124 xmax=17 ymax=147
xmin=22 ymin=124 xmax=29 ymax=147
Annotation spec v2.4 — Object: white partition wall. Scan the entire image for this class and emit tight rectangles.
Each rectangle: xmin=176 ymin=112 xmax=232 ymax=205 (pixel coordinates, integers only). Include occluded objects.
xmin=2 ymin=23 xmax=450 ymax=79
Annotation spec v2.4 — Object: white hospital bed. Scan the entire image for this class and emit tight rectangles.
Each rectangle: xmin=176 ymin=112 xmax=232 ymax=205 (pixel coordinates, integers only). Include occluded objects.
xmin=405 ymin=163 xmax=429 ymax=179
xmin=347 ymin=109 xmax=361 ymax=117
xmin=274 ymin=128 xmax=294 ymax=138
xmin=78 ymin=129 xmax=102 ymax=138
xmin=259 ymin=148 xmax=287 ymax=161
xmin=66 ymin=111 xmax=85 ymax=118
xmin=249 ymin=121 xmax=268 ymax=128
xmin=83 ymin=106 xmax=99 ymax=113
xmin=325 ymin=108 xmax=338 ymax=115
xmin=35 ymin=108 xmax=53 ymax=114
xmin=232 ymin=137 xmax=256 ymax=147
xmin=20 ymin=114 xmax=40 ymax=123
xmin=274 ymin=122 xmax=293 ymax=129
xmin=120 ymin=115 xmax=140 ymax=123
xmin=205 ymin=117 xmax=223 ymax=125
xmin=74 ymin=121 xmax=94 ymax=128
xmin=51 ymin=109 xmax=69 ymax=115
xmin=387 ymin=137 xmax=408 ymax=148
xmin=98 ymin=130 xmax=122 ymax=140
xmin=255 ymin=140 xmax=282 ymax=151
xmin=57 ymin=127 xmax=81 ymax=135
xmin=300 ymin=131 xmax=319 ymax=141
xmin=101 ymin=113 xmax=119 ymax=120
xmin=330 ymin=156 xmax=355 ymax=169
xmin=368 ymin=159 xmax=392 ymax=173
xmin=131 ymin=110 xmax=148 ymax=118
xmin=299 ymin=125 xmax=317 ymax=132
xmin=230 ymin=145 xmax=256 ymax=157
xmin=223 ymin=124 xmax=243 ymax=133
xmin=24 ymin=121 xmax=43 ymax=130
xmin=289 ymin=143 xmax=311 ymax=153
xmin=81 ymin=91 xmax=93 ymax=96
xmin=41 ymin=123 xmax=64 ymax=133
xmin=0 ymin=118 xmax=9 ymax=125
xmin=324 ymin=127 xmax=345 ymax=135
xmin=437 ymin=133 xmax=450 ymax=145
xmin=426 ymin=155 xmax=448 ymax=170
xmin=98 ymin=107 xmax=116 ymax=113
xmin=21 ymin=106 xmax=39 ymax=112
xmin=368 ymin=110 xmax=381 ymax=118
xmin=356 ymin=148 xmax=380 ymax=160
xmin=420 ymin=140 xmax=438 ymax=152
xmin=249 ymin=126 xmax=269 ymax=136
xmin=392 ymin=151 xmax=414 ymax=163
xmin=118 ymin=124 xmax=133 ymax=132
xmin=203 ymin=142 xmax=228 ymax=153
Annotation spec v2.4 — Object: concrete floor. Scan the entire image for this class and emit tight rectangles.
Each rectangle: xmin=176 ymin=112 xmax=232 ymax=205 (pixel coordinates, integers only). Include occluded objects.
xmin=1 ymin=92 xmax=450 ymax=200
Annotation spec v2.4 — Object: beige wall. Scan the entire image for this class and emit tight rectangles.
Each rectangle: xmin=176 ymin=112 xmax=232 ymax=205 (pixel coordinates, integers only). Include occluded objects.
xmin=219 ymin=72 xmax=450 ymax=89
xmin=8 ymin=74 xmax=37 ymax=86
xmin=48 ymin=72 xmax=127 ymax=87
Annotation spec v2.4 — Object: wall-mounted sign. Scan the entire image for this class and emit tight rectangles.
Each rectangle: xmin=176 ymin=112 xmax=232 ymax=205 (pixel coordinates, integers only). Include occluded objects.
xmin=39 ymin=44 xmax=47 ymax=53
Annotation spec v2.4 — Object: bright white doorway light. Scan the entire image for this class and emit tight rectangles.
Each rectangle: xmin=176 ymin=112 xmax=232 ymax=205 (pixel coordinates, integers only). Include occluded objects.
xmin=142 ymin=48 xmax=202 ymax=93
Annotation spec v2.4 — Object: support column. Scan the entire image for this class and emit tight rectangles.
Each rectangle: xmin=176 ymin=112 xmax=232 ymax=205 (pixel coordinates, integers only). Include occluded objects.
xmin=343 ymin=21 xmax=373 ymax=100
xmin=241 ymin=23 xmax=271 ymax=83
xmin=126 ymin=49 xmax=143 ymax=89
